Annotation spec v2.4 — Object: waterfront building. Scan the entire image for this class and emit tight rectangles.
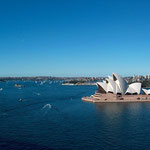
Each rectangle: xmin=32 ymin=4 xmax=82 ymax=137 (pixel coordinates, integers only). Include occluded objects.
xmin=97 ymin=73 xmax=142 ymax=95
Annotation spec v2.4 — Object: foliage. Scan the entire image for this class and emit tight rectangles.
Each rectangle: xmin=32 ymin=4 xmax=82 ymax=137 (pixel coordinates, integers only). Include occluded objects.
xmin=141 ymin=79 xmax=150 ymax=88
xmin=63 ymin=80 xmax=86 ymax=84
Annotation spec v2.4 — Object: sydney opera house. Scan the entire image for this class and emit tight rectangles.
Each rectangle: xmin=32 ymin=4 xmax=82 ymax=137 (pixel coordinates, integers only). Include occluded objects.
xmin=82 ymin=73 xmax=150 ymax=103
xmin=97 ymin=73 xmax=142 ymax=95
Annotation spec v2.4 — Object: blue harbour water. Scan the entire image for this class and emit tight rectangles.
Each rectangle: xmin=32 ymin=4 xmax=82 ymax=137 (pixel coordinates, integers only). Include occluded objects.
xmin=1 ymin=81 xmax=150 ymax=150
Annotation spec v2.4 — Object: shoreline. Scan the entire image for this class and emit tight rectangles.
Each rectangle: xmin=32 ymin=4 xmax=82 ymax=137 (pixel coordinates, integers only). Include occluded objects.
xmin=62 ymin=83 xmax=96 ymax=86
xmin=82 ymin=93 xmax=150 ymax=103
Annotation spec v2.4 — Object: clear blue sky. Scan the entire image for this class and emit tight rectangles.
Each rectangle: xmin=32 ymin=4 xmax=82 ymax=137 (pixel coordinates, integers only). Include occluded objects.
xmin=0 ymin=0 xmax=150 ymax=77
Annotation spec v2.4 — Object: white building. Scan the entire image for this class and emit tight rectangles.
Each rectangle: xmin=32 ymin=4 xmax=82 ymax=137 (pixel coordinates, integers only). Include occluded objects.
xmin=97 ymin=73 xmax=141 ymax=95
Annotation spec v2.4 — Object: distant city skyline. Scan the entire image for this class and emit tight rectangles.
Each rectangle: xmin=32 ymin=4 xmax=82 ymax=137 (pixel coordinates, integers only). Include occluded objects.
xmin=0 ymin=0 xmax=150 ymax=77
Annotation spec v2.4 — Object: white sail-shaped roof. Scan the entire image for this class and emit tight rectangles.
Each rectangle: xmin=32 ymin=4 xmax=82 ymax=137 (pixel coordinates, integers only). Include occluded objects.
xmin=97 ymin=82 xmax=107 ymax=93
xmin=115 ymin=83 xmax=122 ymax=94
xmin=112 ymin=73 xmax=128 ymax=94
xmin=142 ymin=89 xmax=150 ymax=95
xmin=129 ymin=83 xmax=141 ymax=94
xmin=125 ymin=83 xmax=141 ymax=94
xmin=106 ymin=78 xmax=116 ymax=94
xmin=107 ymin=84 xmax=113 ymax=93
xmin=126 ymin=87 xmax=136 ymax=94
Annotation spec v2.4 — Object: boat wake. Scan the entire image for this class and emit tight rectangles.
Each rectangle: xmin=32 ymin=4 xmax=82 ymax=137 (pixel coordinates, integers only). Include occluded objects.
xmin=41 ymin=104 xmax=52 ymax=110
xmin=41 ymin=104 xmax=52 ymax=115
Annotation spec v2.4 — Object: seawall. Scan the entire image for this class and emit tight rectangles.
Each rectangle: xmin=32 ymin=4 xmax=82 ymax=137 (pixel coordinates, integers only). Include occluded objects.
xmin=82 ymin=93 xmax=150 ymax=103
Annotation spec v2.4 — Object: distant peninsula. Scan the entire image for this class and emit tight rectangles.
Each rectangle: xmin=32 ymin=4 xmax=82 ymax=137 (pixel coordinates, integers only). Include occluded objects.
xmin=62 ymin=80 xmax=96 ymax=85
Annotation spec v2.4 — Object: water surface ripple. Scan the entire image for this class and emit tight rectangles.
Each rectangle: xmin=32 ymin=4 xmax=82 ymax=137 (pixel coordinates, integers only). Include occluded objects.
xmin=0 ymin=81 xmax=150 ymax=150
